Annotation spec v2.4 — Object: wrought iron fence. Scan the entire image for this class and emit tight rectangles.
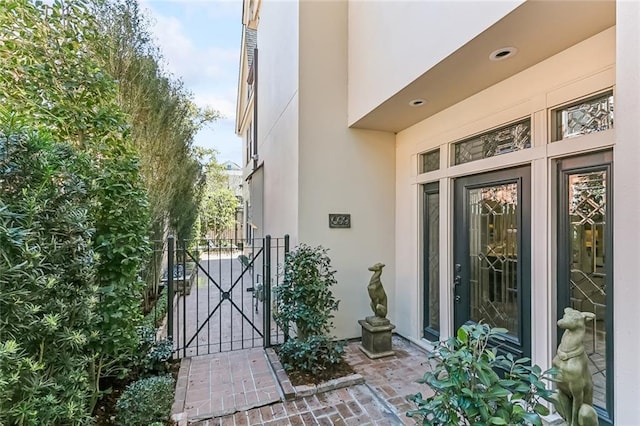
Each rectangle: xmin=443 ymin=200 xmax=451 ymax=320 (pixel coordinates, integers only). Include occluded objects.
xmin=157 ymin=235 xmax=288 ymax=358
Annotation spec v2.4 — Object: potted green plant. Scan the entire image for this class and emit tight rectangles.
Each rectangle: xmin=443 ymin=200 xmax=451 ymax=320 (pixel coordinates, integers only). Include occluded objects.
xmin=408 ymin=323 xmax=556 ymax=426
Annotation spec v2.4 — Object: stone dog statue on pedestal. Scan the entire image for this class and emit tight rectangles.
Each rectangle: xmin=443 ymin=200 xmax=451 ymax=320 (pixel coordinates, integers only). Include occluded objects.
xmin=552 ymin=307 xmax=599 ymax=426
xmin=367 ymin=262 xmax=387 ymax=319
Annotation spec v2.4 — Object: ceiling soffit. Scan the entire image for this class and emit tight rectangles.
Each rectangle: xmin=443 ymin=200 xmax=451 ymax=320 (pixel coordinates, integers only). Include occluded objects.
xmin=350 ymin=0 xmax=616 ymax=133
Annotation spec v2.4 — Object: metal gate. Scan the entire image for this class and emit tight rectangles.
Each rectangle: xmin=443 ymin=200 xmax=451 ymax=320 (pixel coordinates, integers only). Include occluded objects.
xmin=162 ymin=235 xmax=288 ymax=358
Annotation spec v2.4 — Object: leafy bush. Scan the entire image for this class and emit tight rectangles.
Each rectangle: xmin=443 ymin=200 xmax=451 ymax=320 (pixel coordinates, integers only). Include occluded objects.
xmin=135 ymin=326 xmax=173 ymax=376
xmin=1 ymin=0 xmax=152 ymax=411
xmin=89 ymin=148 xmax=151 ymax=392
xmin=115 ymin=375 xmax=175 ymax=426
xmin=277 ymin=335 xmax=345 ymax=374
xmin=408 ymin=323 xmax=556 ymax=426
xmin=274 ymin=245 xmax=344 ymax=374
xmin=0 ymin=125 xmax=96 ymax=425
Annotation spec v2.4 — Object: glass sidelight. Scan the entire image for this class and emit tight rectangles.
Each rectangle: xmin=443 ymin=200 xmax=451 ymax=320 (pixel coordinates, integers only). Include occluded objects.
xmin=454 ymin=166 xmax=531 ymax=358
xmin=423 ymin=183 xmax=440 ymax=341
xmin=558 ymin=151 xmax=613 ymax=424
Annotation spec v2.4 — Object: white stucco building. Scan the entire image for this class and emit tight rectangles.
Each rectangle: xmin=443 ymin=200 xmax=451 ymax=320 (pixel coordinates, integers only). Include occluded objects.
xmin=236 ymin=1 xmax=640 ymax=423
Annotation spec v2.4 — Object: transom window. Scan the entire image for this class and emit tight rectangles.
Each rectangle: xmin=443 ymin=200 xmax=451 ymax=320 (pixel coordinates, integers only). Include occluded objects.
xmin=420 ymin=149 xmax=440 ymax=174
xmin=453 ymin=118 xmax=531 ymax=165
xmin=552 ymin=91 xmax=614 ymax=141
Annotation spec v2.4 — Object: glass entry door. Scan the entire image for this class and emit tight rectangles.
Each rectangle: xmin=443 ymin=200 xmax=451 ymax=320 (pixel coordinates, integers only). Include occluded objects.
xmin=454 ymin=166 xmax=531 ymax=358
xmin=557 ymin=151 xmax=613 ymax=425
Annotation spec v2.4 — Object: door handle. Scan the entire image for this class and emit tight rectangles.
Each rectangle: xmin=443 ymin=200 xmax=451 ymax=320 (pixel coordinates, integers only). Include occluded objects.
xmin=453 ymin=264 xmax=462 ymax=287
xmin=453 ymin=263 xmax=462 ymax=304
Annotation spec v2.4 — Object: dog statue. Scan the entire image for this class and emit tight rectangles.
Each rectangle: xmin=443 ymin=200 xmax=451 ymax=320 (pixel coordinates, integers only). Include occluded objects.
xmin=367 ymin=262 xmax=388 ymax=319
xmin=551 ymin=308 xmax=599 ymax=426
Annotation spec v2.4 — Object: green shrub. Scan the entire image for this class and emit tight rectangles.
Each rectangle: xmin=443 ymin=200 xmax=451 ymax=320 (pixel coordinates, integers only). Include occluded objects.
xmin=1 ymin=0 xmax=152 ymax=411
xmin=408 ymin=323 xmax=556 ymax=426
xmin=135 ymin=325 xmax=173 ymax=376
xmin=115 ymin=375 xmax=175 ymax=426
xmin=0 ymin=125 xmax=96 ymax=425
xmin=277 ymin=335 xmax=345 ymax=374
xmin=274 ymin=245 xmax=344 ymax=374
xmin=89 ymin=149 xmax=151 ymax=392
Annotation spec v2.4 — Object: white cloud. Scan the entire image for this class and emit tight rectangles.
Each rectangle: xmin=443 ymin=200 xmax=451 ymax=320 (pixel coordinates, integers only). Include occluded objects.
xmin=150 ymin=14 xmax=238 ymax=84
xmin=140 ymin=0 xmax=241 ymax=162
xmin=193 ymin=93 xmax=236 ymax=119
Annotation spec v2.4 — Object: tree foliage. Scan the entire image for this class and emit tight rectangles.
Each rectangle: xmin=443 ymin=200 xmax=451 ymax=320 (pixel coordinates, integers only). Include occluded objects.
xmin=202 ymin=188 xmax=239 ymax=239
xmin=94 ymin=0 xmax=220 ymax=243
xmin=0 ymin=0 xmax=228 ymax=420
xmin=198 ymin=150 xmax=240 ymax=240
xmin=0 ymin=0 xmax=149 ymax=416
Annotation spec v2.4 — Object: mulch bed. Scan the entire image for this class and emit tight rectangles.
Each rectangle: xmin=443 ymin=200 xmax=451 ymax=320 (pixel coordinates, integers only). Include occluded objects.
xmin=285 ymin=361 xmax=356 ymax=387
xmin=93 ymin=376 xmax=128 ymax=426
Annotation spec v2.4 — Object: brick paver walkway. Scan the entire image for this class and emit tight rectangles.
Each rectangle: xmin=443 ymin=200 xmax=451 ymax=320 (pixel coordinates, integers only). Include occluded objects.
xmin=174 ymin=335 xmax=434 ymax=425
xmin=173 ymin=348 xmax=280 ymax=422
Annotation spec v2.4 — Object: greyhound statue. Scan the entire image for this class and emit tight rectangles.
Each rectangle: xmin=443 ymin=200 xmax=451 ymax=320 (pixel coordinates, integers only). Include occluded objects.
xmin=552 ymin=307 xmax=599 ymax=426
xmin=367 ymin=262 xmax=387 ymax=319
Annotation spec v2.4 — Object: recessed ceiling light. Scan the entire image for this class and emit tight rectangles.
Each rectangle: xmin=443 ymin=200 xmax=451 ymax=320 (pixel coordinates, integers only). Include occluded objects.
xmin=489 ymin=47 xmax=518 ymax=61
xmin=409 ymin=99 xmax=427 ymax=107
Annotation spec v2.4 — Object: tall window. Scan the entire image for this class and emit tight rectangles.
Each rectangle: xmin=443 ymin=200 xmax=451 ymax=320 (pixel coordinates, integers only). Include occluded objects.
xmin=558 ymin=151 xmax=613 ymax=425
xmin=423 ymin=183 xmax=440 ymax=341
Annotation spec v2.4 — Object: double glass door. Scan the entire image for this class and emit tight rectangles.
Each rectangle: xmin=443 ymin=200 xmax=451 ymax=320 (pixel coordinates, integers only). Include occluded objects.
xmin=453 ymin=166 xmax=531 ymax=358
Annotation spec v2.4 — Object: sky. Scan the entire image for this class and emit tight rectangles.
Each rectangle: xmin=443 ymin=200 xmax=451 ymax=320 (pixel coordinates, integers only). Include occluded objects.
xmin=139 ymin=0 xmax=243 ymax=165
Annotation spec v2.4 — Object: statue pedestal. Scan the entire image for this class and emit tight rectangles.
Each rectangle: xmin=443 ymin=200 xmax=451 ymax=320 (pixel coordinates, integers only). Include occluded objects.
xmin=358 ymin=317 xmax=395 ymax=359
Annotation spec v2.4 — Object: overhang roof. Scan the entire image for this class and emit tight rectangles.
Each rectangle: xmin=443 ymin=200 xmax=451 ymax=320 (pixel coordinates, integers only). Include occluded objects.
xmin=350 ymin=0 xmax=616 ymax=133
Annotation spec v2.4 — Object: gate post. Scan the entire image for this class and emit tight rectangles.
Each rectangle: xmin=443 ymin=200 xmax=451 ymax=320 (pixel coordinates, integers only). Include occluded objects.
xmin=167 ymin=235 xmax=175 ymax=346
xmin=263 ymin=235 xmax=272 ymax=348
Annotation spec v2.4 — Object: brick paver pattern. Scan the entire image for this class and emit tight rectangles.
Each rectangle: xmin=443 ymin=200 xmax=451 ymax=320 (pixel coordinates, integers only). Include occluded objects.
xmin=177 ymin=348 xmax=280 ymax=420
xmin=178 ymin=336 xmax=435 ymax=425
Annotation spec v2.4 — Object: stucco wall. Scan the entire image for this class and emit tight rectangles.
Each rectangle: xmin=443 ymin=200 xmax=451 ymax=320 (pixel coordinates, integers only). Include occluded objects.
xmin=613 ymin=1 xmax=640 ymax=422
xmin=258 ymin=0 xmax=300 ymax=239
xmin=298 ymin=0 xmax=396 ymax=340
xmin=347 ymin=0 xmax=523 ymax=125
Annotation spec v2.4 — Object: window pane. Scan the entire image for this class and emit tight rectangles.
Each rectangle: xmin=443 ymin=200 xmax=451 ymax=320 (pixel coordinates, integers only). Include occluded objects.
xmin=468 ymin=183 xmax=519 ymax=338
xmin=420 ymin=149 xmax=440 ymax=173
xmin=454 ymin=119 xmax=531 ymax=165
xmin=568 ymin=170 xmax=608 ymax=411
xmin=425 ymin=191 xmax=439 ymax=335
xmin=555 ymin=93 xmax=613 ymax=141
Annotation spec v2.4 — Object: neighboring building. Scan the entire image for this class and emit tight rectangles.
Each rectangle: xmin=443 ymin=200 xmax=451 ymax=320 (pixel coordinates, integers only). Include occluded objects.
xmin=235 ymin=1 xmax=640 ymax=423
xmin=221 ymin=160 xmax=243 ymax=198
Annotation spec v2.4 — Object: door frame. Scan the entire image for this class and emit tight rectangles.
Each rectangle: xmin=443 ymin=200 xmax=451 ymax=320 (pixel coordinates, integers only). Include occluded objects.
xmin=453 ymin=165 xmax=532 ymax=358
xmin=556 ymin=150 xmax=613 ymax=425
